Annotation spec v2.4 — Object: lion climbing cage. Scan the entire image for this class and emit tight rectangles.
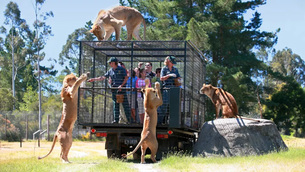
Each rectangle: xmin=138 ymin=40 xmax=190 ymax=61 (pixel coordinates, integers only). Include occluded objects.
xmin=77 ymin=41 xmax=207 ymax=131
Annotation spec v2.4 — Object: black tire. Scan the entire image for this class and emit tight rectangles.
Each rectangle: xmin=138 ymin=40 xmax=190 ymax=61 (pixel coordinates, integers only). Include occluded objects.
xmin=107 ymin=149 xmax=122 ymax=159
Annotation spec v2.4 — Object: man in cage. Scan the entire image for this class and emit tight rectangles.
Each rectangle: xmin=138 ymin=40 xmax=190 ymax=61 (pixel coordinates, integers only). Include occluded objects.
xmin=145 ymin=62 xmax=156 ymax=81
xmin=88 ymin=57 xmax=131 ymax=124
xmin=159 ymin=56 xmax=182 ymax=124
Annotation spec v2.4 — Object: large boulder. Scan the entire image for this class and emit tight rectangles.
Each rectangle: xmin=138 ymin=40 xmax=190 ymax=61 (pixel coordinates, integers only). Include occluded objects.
xmin=193 ymin=118 xmax=288 ymax=157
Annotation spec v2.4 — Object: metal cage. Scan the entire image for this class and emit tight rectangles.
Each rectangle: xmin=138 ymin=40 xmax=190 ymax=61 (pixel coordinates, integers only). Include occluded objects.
xmin=78 ymin=41 xmax=206 ymax=131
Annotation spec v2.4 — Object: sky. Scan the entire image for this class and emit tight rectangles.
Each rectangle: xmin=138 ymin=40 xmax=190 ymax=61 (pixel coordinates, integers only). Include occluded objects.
xmin=0 ymin=0 xmax=305 ymax=73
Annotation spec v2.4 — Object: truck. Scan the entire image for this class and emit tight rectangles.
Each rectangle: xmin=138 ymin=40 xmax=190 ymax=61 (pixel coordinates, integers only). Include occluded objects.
xmin=77 ymin=40 xmax=207 ymax=160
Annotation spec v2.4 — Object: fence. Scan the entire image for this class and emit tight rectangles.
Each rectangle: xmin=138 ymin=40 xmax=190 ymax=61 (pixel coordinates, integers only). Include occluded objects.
xmin=0 ymin=111 xmax=87 ymax=141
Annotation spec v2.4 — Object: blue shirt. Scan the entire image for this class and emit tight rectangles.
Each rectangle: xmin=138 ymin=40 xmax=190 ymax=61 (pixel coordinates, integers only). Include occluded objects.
xmin=104 ymin=66 xmax=127 ymax=87
xmin=126 ymin=76 xmax=138 ymax=94
xmin=161 ymin=66 xmax=181 ymax=87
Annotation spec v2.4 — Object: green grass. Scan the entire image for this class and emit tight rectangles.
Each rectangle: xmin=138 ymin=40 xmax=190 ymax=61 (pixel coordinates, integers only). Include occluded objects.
xmin=0 ymin=141 xmax=136 ymax=172
xmin=157 ymin=148 xmax=305 ymax=172
xmin=0 ymin=156 xmax=135 ymax=172
xmin=1 ymin=136 xmax=305 ymax=172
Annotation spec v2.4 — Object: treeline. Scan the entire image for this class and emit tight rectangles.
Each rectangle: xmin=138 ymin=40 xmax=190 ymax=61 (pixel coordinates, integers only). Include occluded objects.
xmin=0 ymin=0 xmax=305 ymax=141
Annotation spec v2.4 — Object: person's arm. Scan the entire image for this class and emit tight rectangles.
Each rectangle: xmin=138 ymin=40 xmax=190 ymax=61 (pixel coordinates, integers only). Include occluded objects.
xmin=118 ymin=68 xmax=128 ymax=88
xmin=160 ymin=68 xmax=170 ymax=81
xmin=119 ymin=75 xmax=128 ymax=88
xmin=160 ymin=75 xmax=170 ymax=81
xmin=87 ymin=76 xmax=106 ymax=82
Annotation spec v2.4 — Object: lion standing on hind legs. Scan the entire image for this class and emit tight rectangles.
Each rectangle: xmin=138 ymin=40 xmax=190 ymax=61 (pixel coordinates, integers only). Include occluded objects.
xmin=123 ymin=79 xmax=163 ymax=163
xmin=38 ymin=73 xmax=88 ymax=163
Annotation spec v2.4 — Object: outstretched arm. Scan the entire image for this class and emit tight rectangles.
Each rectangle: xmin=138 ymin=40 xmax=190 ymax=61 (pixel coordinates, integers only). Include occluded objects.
xmin=87 ymin=76 xmax=105 ymax=82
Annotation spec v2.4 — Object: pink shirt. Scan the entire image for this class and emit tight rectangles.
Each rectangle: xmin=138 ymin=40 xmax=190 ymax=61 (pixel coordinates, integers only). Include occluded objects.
xmin=136 ymin=78 xmax=151 ymax=97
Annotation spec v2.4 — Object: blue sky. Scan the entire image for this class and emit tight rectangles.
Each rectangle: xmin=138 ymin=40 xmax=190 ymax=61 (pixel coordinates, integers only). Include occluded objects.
xmin=1 ymin=0 xmax=304 ymax=73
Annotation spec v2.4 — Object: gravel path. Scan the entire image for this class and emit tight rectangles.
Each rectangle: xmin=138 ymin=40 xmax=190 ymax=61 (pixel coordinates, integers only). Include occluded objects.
xmin=133 ymin=163 xmax=162 ymax=172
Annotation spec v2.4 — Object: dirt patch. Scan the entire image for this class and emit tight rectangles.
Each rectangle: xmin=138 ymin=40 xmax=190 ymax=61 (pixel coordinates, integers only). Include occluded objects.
xmin=0 ymin=141 xmax=106 ymax=161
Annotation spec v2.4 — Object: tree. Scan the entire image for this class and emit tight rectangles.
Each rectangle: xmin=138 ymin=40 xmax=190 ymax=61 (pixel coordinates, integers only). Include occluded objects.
xmin=270 ymin=48 xmax=305 ymax=86
xmin=59 ymin=21 xmax=95 ymax=74
xmin=19 ymin=86 xmax=39 ymax=112
xmin=264 ymin=77 xmax=305 ymax=136
xmin=0 ymin=88 xmax=15 ymax=111
xmin=123 ymin=0 xmax=278 ymax=115
xmin=0 ymin=1 xmax=57 ymax=110
xmin=1 ymin=2 xmax=29 ymax=109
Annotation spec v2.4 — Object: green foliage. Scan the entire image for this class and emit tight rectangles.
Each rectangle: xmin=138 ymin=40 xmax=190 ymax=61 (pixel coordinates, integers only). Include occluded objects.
xmin=271 ymin=48 xmax=305 ymax=86
xmin=59 ymin=22 xmax=95 ymax=74
xmin=122 ymin=0 xmax=278 ymax=117
xmin=186 ymin=18 xmax=218 ymax=50
xmin=19 ymin=86 xmax=39 ymax=112
xmin=0 ymin=1 xmax=58 ymax=111
xmin=0 ymin=88 xmax=15 ymax=111
xmin=264 ymin=78 xmax=305 ymax=136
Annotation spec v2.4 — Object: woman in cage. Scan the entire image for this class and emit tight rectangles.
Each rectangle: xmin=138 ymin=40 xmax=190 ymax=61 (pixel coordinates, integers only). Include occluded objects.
xmin=159 ymin=56 xmax=182 ymax=124
xmin=136 ymin=68 xmax=151 ymax=124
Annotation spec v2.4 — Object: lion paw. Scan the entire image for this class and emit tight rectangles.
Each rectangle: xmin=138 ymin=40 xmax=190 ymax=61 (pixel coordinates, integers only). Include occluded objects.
xmin=155 ymin=82 xmax=160 ymax=89
xmin=80 ymin=73 xmax=88 ymax=80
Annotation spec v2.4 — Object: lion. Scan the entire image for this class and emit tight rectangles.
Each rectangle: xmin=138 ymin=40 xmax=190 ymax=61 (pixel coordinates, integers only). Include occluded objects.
xmin=123 ymin=79 xmax=163 ymax=163
xmin=200 ymin=84 xmax=238 ymax=119
xmin=38 ymin=73 xmax=88 ymax=163
xmin=90 ymin=6 xmax=146 ymax=41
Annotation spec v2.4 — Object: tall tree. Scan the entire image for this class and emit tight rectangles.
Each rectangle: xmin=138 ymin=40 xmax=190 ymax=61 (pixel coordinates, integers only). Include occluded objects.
xmin=270 ymin=48 xmax=305 ymax=86
xmin=0 ymin=1 xmax=57 ymax=110
xmin=59 ymin=21 xmax=95 ymax=74
xmin=264 ymin=77 xmax=305 ymax=136
xmin=123 ymin=0 xmax=278 ymax=115
xmin=1 ymin=2 xmax=29 ymax=109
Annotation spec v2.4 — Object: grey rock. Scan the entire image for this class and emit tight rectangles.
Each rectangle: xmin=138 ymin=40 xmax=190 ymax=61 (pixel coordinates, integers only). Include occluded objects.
xmin=193 ymin=118 xmax=288 ymax=157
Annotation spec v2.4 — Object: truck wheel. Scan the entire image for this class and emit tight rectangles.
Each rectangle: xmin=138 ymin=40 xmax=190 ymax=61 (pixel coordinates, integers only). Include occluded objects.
xmin=156 ymin=151 xmax=163 ymax=161
xmin=107 ymin=149 xmax=115 ymax=158
xmin=107 ymin=149 xmax=122 ymax=159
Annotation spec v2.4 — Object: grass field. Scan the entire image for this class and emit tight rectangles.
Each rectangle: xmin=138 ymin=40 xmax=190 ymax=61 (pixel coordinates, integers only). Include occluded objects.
xmin=0 ymin=136 xmax=304 ymax=172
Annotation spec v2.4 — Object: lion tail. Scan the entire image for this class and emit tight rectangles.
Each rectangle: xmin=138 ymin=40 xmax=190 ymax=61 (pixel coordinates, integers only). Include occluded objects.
xmin=122 ymin=131 xmax=150 ymax=158
xmin=37 ymin=134 xmax=58 ymax=160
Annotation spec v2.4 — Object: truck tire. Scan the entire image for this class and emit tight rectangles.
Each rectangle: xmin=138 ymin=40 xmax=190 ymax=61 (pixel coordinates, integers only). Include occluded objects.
xmin=107 ymin=149 xmax=121 ymax=159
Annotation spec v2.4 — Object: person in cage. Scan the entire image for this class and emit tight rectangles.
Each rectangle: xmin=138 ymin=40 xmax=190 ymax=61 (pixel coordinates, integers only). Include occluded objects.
xmin=138 ymin=62 xmax=144 ymax=70
xmin=152 ymin=67 xmax=162 ymax=117
xmin=159 ymin=56 xmax=182 ymax=124
xmin=145 ymin=62 xmax=156 ymax=81
xmin=119 ymin=61 xmax=129 ymax=77
xmin=126 ymin=69 xmax=138 ymax=123
xmin=87 ymin=57 xmax=131 ymax=124
xmin=151 ymin=67 xmax=161 ymax=87
xmin=134 ymin=67 xmax=140 ymax=78
xmin=136 ymin=68 xmax=151 ymax=124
